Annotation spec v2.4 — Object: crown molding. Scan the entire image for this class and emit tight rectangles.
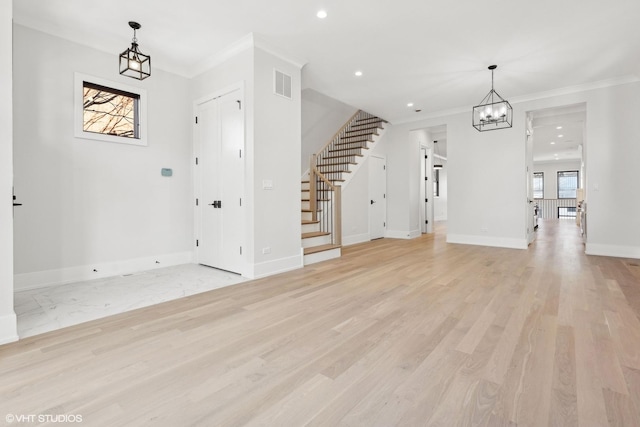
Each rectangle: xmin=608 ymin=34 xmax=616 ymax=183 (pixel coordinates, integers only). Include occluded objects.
xmin=190 ymin=33 xmax=255 ymax=78
xmin=392 ymin=74 xmax=640 ymax=126
xmin=253 ymin=34 xmax=307 ymax=70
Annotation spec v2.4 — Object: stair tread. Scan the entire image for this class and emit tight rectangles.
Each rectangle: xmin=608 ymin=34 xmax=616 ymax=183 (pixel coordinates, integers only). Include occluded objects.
xmin=356 ymin=117 xmax=387 ymax=123
xmin=323 ymin=154 xmax=364 ymax=159
xmin=302 ymin=220 xmax=319 ymax=224
xmin=339 ymin=135 xmax=376 ymax=140
xmin=318 ymin=162 xmax=357 ymax=166
xmin=302 ymin=208 xmax=322 ymax=212
xmin=338 ymin=136 xmax=375 ymax=141
xmin=303 ymin=244 xmax=341 ymax=255
xmin=328 ymin=147 xmax=369 ymax=152
xmin=302 ymin=198 xmax=329 ymax=202
xmin=302 ymin=231 xmax=331 ymax=239
xmin=345 ymin=126 xmax=382 ymax=133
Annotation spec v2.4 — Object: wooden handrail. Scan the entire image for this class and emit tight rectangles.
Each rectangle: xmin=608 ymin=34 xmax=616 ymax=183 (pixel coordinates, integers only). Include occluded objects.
xmin=311 ymin=165 xmax=338 ymax=191
xmin=314 ymin=110 xmax=361 ymax=159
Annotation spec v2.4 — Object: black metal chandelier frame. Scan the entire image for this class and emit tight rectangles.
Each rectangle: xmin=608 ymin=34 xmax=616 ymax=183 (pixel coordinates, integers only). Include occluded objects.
xmin=472 ymin=65 xmax=512 ymax=132
xmin=119 ymin=21 xmax=151 ymax=81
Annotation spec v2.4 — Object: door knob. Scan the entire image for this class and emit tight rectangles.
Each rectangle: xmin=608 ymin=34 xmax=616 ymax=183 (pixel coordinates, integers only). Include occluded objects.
xmin=370 ymin=200 xmax=376 ymax=205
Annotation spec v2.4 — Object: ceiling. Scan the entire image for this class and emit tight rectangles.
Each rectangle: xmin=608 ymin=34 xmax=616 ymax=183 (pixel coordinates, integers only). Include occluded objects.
xmin=12 ymin=0 xmax=640 ymax=123
xmin=531 ymin=104 xmax=585 ymax=163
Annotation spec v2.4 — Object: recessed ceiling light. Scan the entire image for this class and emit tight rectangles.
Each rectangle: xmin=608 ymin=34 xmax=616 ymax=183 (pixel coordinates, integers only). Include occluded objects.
xmin=407 ymin=102 xmax=414 ymax=107
xmin=354 ymin=71 xmax=363 ymax=77
xmin=558 ymin=134 xmax=564 ymax=138
xmin=556 ymin=126 xmax=563 ymax=130
xmin=316 ymin=10 xmax=327 ymax=19
xmin=550 ymin=142 xmax=556 ymax=145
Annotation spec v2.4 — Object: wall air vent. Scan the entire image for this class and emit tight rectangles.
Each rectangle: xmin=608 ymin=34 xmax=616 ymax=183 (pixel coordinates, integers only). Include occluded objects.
xmin=274 ymin=69 xmax=292 ymax=99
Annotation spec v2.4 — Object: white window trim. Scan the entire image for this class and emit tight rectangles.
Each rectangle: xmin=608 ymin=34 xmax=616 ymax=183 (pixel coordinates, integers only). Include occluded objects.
xmin=74 ymin=72 xmax=148 ymax=146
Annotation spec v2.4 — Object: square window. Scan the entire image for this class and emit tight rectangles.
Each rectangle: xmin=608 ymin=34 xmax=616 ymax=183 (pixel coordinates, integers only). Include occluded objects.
xmin=74 ymin=73 xmax=147 ymax=146
xmin=83 ymin=82 xmax=139 ymax=138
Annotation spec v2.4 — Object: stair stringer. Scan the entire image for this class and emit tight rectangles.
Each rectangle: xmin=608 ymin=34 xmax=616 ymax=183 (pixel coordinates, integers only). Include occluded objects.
xmin=338 ymin=124 xmax=388 ymax=190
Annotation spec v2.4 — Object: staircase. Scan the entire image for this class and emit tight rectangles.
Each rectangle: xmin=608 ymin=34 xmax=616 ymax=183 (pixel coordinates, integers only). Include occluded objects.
xmin=302 ymin=110 xmax=387 ymax=265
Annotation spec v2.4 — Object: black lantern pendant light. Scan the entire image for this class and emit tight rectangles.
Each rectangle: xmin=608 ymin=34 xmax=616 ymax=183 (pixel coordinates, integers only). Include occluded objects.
xmin=433 ymin=140 xmax=443 ymax=169
xmin=119 ymin=21 xmax=151 ymax=80
xmin=472 ymin=65 xmax=512 ymax=131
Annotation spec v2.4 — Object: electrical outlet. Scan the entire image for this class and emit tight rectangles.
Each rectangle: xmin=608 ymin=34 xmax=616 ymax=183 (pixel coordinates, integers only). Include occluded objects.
xmin=262 ymin=247 xmax=271 ymax=254
xmin=481 ymin=227 xmax=488 ymax=233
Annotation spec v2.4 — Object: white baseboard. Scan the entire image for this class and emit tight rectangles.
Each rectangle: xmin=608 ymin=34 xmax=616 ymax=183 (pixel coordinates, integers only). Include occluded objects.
xmin=343 ymin=233 xmax=371 ymax=246
xmin=14 ymin=251 xmax=194 ymax=292
xmin=586 ymin=243 xmax=640 ymax=260
xmin=447 ymin=234 xmax=528 ymax=250
xmin=385 ymin=230 xmax=418 ymax=239
xmin=0 ymin=313 xmax=18 ymax=346
xmin=251 ymin=253 xmax=303 ymax=279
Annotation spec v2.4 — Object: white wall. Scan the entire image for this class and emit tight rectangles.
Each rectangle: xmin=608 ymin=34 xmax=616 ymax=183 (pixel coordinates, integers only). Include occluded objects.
xmin=12 ymin=25 xmax=194 ymax=289
xmin=251 ymin=48 xmax=303 ymax=276
xmin=342 ymin=156 xmax=371 ymax=245
xmin=0 ymin=2 xmax=17 ymax=344
xmin=375 ymin=125 xmax=414 ymax=238
xmin=533 ymin=160 xmax=581 ymax=199
xmin=580 ymin=83 xmax=640 ymax=257
xmin=301 ymin=89 xmax=357 ymax=173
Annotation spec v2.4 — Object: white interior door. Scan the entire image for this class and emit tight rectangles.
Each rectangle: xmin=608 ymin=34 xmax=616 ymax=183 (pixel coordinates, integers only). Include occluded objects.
xmin=196 ymin=89 xmax=244 ymax=273
xmin=369 ymin=156 xmax=386 ymax=240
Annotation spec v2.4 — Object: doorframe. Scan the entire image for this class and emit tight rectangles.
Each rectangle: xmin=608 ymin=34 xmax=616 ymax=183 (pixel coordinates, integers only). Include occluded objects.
xmin=192 ymin=81 xmax=247 ymax=275
xmin=420 ymin=145 xmax=434 ymax=234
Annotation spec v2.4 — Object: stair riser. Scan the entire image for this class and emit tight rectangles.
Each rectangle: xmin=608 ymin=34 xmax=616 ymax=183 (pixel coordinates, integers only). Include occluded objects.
xmin=304 ymin=247 xmax=341 ymax=265
xmin=302 ymin=200 xmax=310 ymax=210
xmin=301 ymin=182 xmax=309 ymax=191
xmin=302 ymin=234 xmax=333 ymax=248
xmin=302 ymin=222 xmax=320 ymax=233
xmin=317 ymin=165 xmax=352 ymax=173
xmin=302 ymin=211 xmax=313 ymax=221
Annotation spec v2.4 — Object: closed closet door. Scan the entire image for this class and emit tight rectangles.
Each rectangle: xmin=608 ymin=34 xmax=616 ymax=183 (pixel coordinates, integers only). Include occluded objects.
xmin=195 ymin=89 xmax=244 ymax=273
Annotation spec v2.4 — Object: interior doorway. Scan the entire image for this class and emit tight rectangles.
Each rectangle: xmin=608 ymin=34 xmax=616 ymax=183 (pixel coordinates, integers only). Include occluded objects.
xmin=194 ymin=88 xmax=245 ymax=274
xmin=525 ymin=103 xmax=586 ymax=246
xmin=418 ymin=125 xmax=447 ymax=235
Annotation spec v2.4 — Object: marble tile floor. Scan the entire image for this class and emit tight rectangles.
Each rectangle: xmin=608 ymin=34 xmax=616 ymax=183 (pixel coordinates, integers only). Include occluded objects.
xmin=14 ymin=264 xmax=247 ymax=339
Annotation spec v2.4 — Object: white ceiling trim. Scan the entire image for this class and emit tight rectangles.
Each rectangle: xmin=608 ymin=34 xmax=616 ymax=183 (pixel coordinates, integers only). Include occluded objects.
xmin=394 ymin=74 xmax=640 ymax=127
xmin=190 ymin=33 xmax=254 ymax=79
xmin=253 ymin=35 xmax=308 ymax=71
xmin=190 ymin=33 xmax=308 ymax=79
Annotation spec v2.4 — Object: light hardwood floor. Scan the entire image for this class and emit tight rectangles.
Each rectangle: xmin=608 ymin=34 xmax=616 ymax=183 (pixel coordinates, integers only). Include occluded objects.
xmin=2 ymin=220 xmax=640 ymax=426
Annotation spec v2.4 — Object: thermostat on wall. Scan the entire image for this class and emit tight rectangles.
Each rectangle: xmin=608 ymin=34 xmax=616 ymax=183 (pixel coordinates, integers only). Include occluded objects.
xmin=161 ymin=168 xmax=173 ymax=177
